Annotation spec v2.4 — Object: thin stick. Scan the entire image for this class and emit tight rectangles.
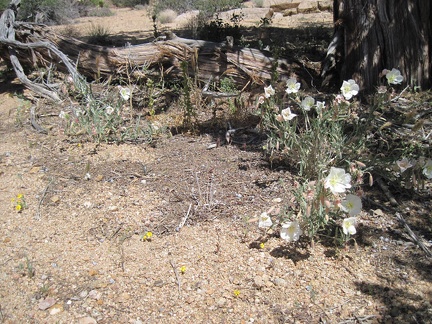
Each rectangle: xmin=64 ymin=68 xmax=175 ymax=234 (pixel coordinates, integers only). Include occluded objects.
xmin=35 ymin=177 xmax=54 ymax=220
xmin=176 ymin=203 xmax=192 ymax=232
xmin=169 ymin=259 xmax=181 ymax=297
xmin=395 ymin=212 xmax=432 ymax=258
xmin=376 ymin=178 xmax=398 ymax=206
xmin=30 ymin=106 xmax=48 ymax=134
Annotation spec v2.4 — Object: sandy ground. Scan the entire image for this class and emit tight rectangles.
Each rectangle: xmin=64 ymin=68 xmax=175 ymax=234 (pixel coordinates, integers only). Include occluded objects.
xmin=0 ymin=3 xmax=431 ymax=324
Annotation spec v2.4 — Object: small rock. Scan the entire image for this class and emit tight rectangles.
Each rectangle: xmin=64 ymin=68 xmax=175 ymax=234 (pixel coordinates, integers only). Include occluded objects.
xmin=216 ymin=297 xmax=226 ymax=307
xmin=253 ymin=277 xmax=265 ymax=289
xmin=50 ymin=195 xmax=60 ymax=204
xmin=49 ymin=304 xmax=63 ymax=315
xmin=154 ymin=280 xmax=165 ymax=287
xmin=88 ymin=290 xmax=101 ymax=300
xmin=79 ymin=290 xmax=88 ymax=299
xmin=77 ymin=316 xmax=97 ymax=324
xmin=273 ymin=277 xmax=287 ymax=287
xmin=83 ymin=201 xmax=92 ymax=208
xmin=88 ymin=269 xmax=98 ymax=276
xmin=38 ymin=297 xmax=56 ymax=310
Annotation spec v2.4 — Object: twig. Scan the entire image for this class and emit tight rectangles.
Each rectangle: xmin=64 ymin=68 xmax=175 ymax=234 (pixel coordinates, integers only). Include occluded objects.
xmin=376 ymin=178 xmax=398 ymax=206
xmin=169 ymin=258 xmax=181 ymax=297
xmin=35 ymin=177 xmax=54 ymax=220
xmin=30 ymin=105 xmax=48 ymax=134
xmin=395 ymin=212 xmax=432 ymax=258
xmin=176 ymin=203 xmax=192 ymax=232
xmin=390 ymin=85 xmax=410 ymax=102
xmin=338 ymin=315 xmax=377 ymax=324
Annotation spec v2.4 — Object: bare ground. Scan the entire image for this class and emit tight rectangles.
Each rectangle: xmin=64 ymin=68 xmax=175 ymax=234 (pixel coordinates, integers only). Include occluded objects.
xmin=1 ymin=4 xmax=431 ymax=324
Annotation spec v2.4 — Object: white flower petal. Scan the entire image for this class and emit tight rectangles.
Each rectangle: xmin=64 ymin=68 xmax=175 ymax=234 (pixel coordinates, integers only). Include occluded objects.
xmin=324 ymin=167 xmax=352 ymax=195
xmin=258 ymin=212 xmax=273 ymax=228
xmin=342 ymin=217 xmax=357 ymax=235
xmin=280 ymin=221 xmax=303 ymax=242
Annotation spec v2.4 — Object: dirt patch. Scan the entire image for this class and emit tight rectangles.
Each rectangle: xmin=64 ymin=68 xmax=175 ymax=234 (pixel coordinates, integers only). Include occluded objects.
xmin=0 ymin=5 xmax=431 ymax=324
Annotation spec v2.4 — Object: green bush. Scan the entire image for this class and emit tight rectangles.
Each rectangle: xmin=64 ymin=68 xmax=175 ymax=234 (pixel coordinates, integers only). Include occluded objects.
xmin=0 ymin=0 xmax=10 ymax=11
xmin=18 ymin=0 xmax=80 ymax=24
xmin=152 ymin=0 xmax=242 ymax=17
xmin=111 ymin=0 xmax=149 ymax=8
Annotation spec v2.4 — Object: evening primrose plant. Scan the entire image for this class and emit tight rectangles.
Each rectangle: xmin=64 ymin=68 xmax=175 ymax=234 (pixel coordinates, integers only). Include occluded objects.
xmin=258 ymin=68 xmax=431 ymax=244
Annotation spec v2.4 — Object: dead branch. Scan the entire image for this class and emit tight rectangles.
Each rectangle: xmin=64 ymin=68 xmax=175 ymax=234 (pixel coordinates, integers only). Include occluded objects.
xmin=1 ymin=4 xmax=297 ymax=100
xmin=395 ymin=212 xmax=432 ymax=258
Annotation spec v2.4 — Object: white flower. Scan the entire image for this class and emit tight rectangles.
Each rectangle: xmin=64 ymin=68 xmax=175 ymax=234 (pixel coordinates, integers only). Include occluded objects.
xmin=285 ymin=78 xmax=301 ymax=94
xmin=340 ymin=79 xmax=359 ymax=100
xmin=281 ymin=107 xmax=297 ymax=121
xmin=264 ymin=85 xmax=275 ymax=98
xmin=258 ymin=212 xmax=273 ymax=228
xmin=301 ymin=96 xmax=315 ymax=111
xmin=59 ymin=110 xmax=67 ymax=119
xmin=396 ymin=158 xmax=414 ymax=173
xmin=120 ymin=87 xmax=131 ymax=101
xmin=342 ymin=217 xmax=357 ymax=235
xmin=384 ymin=68 xmax=403 ymax=85
xmin=258 ymin=96 xmax=265 ymax=105
xmin=316 ymin=101 xmax=325 ymax=110
xmin=422 ymin=159 xmax=432 ymax=179
xmin=105 ymin=106 xmax=115 ymax=115
xmin=280 ymin=221 xmax=303 ymax=242
xmin=324 ymin=167 xmax=352 ymax=195
xmin=340 ymin=194 xmax=362 ymax=217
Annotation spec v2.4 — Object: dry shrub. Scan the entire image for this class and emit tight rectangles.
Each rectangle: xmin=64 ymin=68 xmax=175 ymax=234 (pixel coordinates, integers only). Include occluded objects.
xmin=158 ymin=9 xmax=177 ymax=24
xmin=58 ymin=25 xmax=82 ymax=38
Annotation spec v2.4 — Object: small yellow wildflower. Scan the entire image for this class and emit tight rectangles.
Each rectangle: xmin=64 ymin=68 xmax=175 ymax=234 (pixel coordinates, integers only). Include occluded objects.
xmin=141 ymin=231 xmax=153 ymax=241
xmin=15 ymin=204 xmax=22 ymax=212
xmin=259 ymin=242 xmax=265 ymax=249
xmin=17 ymin=194 xmax=24 ymax=200
xmin=233 ymin=289 xmax=240 ymax=297
xmin=179 ymin=266 xmax=186 ymax=274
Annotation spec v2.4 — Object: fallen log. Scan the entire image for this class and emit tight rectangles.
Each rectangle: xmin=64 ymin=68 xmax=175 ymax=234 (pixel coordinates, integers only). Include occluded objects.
xmin=1 ymin=8 xmax=298 ymax=99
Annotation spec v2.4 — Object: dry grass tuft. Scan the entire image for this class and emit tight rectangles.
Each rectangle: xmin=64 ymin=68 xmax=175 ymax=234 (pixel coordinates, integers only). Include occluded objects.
xmin=158 ymin=9 xmax=178 ymax=24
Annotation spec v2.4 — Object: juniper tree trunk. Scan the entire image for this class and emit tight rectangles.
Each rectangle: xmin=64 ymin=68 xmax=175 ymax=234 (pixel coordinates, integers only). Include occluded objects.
xmin=335 ymin=0 xmax=431 ymax=91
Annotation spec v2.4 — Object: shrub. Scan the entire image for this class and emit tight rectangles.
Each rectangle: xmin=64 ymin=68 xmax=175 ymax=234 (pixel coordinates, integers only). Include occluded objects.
xmin=111 ymin=0 xmax=149 ymax=8
xmin=158 ymin=9 xmax=177 ymax=24
xmin=87 ymin=23 xmax=112 ymax=46
xmin=252 ymin=0 xmax=264 ymax=8
xmin=87 ymin=7 xmax=114 ymax=17
xmin=18 ymin=0 xmax=80 ymax=24
xmin=151 ymin=0 xmax=243 ymax=17
xmin=0 ymin=0 xmax=9 ymax=11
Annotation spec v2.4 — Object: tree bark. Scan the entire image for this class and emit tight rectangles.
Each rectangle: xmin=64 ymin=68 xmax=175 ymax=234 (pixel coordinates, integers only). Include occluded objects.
xmin=333 ymin=0 xmax=431 ymax=91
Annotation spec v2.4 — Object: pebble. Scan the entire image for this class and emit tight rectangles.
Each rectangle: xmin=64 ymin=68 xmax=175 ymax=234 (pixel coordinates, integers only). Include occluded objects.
xmin=88 ymin=290 xmax=101 ymax=300
xmin=38 ymin=297 xmax=56 ymax=310
xmin=273 ymin=277 xmax=287 ymax=287
xmin=77 ymin=316 xmax=97 ymax=324
xmin=49 ymin=304 xmax=63 ymax=315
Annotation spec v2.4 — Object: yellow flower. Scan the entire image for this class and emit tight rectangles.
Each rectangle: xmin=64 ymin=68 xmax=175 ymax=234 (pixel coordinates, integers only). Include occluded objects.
xmin=141 ymin=231 xmax=153 ymax=241
xmin=259 ymin=242 xmax=265 ymax=249
xmin=15 ymin=204 xmax=22 ymax=212
xmin=17 ymin=194 xmax=24 ymax=200
xmin=179 ymin=266 xmax=186 ymax=274
xmin=233 ymin=289 xmax=240 ymax=297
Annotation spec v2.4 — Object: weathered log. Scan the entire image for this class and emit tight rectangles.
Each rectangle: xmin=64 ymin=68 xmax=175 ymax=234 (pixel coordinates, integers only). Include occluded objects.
xmin=1 ymin=20 xmax=295 ymax=90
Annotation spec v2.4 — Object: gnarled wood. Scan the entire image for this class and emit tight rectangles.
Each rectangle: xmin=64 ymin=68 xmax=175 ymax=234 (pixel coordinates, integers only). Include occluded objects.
xmin=1 ymin=5 xmax=297 ymax=101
